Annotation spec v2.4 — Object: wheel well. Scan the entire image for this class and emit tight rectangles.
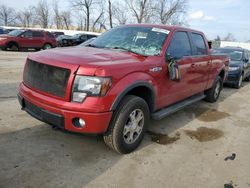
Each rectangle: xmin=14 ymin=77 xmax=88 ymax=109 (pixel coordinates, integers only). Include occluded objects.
xmin=7 ymin=41 xmax=19 ymax=47
xmin=126 ymin=86 xmax=154 ymax=113
xmin=219 ymin=70 xmax=225 ymax=80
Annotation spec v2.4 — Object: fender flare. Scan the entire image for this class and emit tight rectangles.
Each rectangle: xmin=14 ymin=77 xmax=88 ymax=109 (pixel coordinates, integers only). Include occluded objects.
xmin=110 ymin=81 xmax=156 ymax=112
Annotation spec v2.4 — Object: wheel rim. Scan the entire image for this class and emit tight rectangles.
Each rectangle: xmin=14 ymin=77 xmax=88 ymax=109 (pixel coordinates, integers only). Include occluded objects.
xmin=44 ymin=44 xmax=51 ymax=49
xmin=238 ymin=75 xmax=243 ymax=87
xmin=214 ymin=81 xmax=221 ymax=99
xmin=123 ymin=109 xmax=144 ymax=144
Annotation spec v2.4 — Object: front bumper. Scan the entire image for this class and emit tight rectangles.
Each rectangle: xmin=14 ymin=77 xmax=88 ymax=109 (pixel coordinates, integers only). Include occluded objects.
xmin=18 ymin=86 xmax=113 ymax=134
xmin=224 ymin=73 xmax=240 ymax=84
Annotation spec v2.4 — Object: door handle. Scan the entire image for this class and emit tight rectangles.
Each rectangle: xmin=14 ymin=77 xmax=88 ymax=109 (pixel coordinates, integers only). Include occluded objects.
xmin=191 ymin=63 xmax=195 ymax=68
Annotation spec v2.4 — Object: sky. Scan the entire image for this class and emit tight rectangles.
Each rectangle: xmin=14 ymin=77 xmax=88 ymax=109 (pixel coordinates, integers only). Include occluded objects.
xmin=2 ymin=0 xmax=250 ymax=42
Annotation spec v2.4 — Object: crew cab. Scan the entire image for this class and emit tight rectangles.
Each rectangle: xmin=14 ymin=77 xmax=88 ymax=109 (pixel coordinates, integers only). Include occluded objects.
xmin=18 ymin=24 xmax=229 ymax=154
xmin=212 ymin=47 xmax=250 ymax=88
xmin=0 ymin=29 xmax=57 ymax=51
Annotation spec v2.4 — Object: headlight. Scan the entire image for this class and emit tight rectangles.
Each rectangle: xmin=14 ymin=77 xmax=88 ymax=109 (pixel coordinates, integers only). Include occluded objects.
xmin=72 ymin=75 xmax=112 ymax=103
xmin=0 ymin=38 xmax=7 ymax=41
xmin=229 ymin=67 xmax=239 ymax=71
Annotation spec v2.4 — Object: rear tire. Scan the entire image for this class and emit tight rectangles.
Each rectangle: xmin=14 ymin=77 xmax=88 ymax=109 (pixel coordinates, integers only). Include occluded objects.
xmin=204 ymin=76 xmax=222 ymax=103
xmin=103 ymin=95 xmax=149 ymax=154
xmin=43 ymin=43 xmax=52 ymax=50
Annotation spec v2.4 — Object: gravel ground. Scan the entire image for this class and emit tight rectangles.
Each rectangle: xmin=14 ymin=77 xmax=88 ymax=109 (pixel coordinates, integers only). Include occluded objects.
xmin=0 ymin=50 xmax=250 ymax=188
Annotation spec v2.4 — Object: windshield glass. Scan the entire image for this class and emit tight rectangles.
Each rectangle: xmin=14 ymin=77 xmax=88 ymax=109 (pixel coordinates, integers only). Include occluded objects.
xmin=90 ymin=26 xmax=169 ymax=56
xmin=8 ymin=30 xmax=25 ymax=36
xmin=212 ymin=48 xmax=243 ymax=61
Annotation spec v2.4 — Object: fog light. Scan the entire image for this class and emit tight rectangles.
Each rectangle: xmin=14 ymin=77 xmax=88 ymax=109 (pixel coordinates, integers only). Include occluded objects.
xmin=73 ymin=118 xmax=86 ymax=128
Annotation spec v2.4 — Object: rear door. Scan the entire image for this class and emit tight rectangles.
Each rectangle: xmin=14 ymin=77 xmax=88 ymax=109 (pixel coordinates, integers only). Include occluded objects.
xmin=189 ymin=32 xmax=211 ymax=94
xmin=32 ymin=31 xmax=45 ymax=48
xmin=159 ymin=31 xmax=194 ymax=107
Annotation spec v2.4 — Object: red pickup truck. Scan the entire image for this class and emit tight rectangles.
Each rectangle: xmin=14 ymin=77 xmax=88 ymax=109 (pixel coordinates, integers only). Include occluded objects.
xmin=18 ymin=24 xmax=229 ymax=154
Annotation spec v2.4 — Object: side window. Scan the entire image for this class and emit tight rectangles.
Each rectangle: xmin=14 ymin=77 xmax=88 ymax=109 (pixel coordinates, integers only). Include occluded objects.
xmin=80 ymin=35 xmax=87 ymax=40
xmin=47 ymin=32 xmax=55 ymax=38
xmin=23 ymin=31 xmax=32 ymax=38
xmin=167 ymin=31 xmax=192 ymax=59
xmin=191 ymin=33 xmax=207 ymax=55
xmin=33 ymin=31 xmax=43 ymax=38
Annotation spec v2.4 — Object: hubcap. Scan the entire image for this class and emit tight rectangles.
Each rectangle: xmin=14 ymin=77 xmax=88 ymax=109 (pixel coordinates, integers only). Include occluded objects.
xmin=123 ymin=109 xmax=144 ymax=144
xmin=45 ymin=45 xmax=51 ymax=49
xmin=214 ymin=81 xmax=221 ymax=98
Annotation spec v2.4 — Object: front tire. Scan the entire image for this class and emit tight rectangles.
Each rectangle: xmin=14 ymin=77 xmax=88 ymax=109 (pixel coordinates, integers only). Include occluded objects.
xmin=103 ymin=95 xmax=149 ymax=154
xmin=204 ymin=76 xmax=222 ymax=103
xmin=234 ymin=74 xmax=243 ymax=89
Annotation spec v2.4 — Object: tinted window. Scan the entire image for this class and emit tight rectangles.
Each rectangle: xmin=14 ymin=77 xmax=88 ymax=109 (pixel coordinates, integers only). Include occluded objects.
xmin=87 ymin=35 xmax=96 ymax=39
xmin=80 ymin=35 xmax=87 ymax=40
xmin=167 ymin=31 xmax=192 ymax=59
xmin=23 ymin=31 xmax=32 ymax=38
xmin=33 ymin=31 xmax=43 ymax=37
xmin=191 ymin=33 xmax=207 ymax=55
xmin=212 ymin=48 xmax=243 ymax=61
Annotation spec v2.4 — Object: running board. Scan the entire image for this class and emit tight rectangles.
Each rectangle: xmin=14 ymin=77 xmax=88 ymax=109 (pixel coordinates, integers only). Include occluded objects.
xmin=152 ymin=93 xmax=206 ymax=120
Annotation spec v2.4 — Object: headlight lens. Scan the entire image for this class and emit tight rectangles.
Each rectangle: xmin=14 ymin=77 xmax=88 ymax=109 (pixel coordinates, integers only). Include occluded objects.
xmin=0 ymin=38 xmax=7 ymax=41
xmin=72 ymin=76 xmax=112 ymax=102
xmin=229 ymin=67 xmax=239 ymax=71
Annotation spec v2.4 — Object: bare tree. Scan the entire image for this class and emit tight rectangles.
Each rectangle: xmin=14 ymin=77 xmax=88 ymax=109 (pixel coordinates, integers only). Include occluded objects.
xmin=0 ymin=5 xmax=17 ymax=26
xmin=52 ymin=0 xmax=63 ymax=29
xmin=112 ymin=4 xmax=129 ymax=25
xmin=35 ymin=0 xmax=50 ymax=28
xmin=156 ymin=0 xmax=187 ymax=25
xmin=108 ymin=0 xmax=113 ymax=28
xmin=223 ymin=33 xmax=236 ymax=42
xmin=72 ymin=0 xmax=96 ymax=31
xmin=61 ymin=11 xmax=72 ymax=29
xmin=125 ymin=0 xmax=152 ymax=23
xmin=17 ymin=6 xmax=34 ymax=27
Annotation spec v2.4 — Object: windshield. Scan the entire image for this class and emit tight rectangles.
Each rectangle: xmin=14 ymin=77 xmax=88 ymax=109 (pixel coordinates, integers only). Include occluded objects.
xmin=213 ymin=48 xmax=243 ymax=61
xmin=8 ymin=30 xmax=25 ymax=36
xmin=89 ymin=26 xmax=169 ymax=56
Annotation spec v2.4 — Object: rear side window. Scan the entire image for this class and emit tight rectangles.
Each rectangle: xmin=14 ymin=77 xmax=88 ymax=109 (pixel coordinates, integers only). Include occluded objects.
xmin=23 ymin=31 xmax=32 ymax=38
xmin=167 ymin=31 xmax=192 ymax=59
xmin=33 ymin=31 xmax=43 ymax=37
xmin=191 ymin=33 xmax=207 ymax=55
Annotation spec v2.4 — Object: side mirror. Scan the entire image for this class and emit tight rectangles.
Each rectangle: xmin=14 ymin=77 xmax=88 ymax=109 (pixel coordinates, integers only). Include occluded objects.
xmin=244 ymin=59 xmax=249 ymax=63
xmin=165 ymin=53 xmax=174 ymax=63
xmin=20 ymin=35 xmax=24 ymax=38
xmin=208 ymin=41 xmax=212 ymax=49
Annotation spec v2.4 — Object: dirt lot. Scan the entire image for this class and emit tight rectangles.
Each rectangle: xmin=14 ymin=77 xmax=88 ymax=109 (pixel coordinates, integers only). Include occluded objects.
xmin=0 ymin=51 xmax=250 ymax=188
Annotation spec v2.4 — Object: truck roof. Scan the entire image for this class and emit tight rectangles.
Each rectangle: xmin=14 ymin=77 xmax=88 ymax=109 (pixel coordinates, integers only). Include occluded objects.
xmin=126 ymin=24 xmax=204 ymax=34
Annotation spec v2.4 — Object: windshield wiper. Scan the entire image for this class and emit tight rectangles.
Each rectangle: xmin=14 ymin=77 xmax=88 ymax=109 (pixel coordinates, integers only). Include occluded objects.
xmin=112 ymin=46 xmax=147 ymax=56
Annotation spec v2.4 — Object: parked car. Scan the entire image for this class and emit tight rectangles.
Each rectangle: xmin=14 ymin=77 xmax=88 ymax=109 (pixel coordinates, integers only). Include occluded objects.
xmin=18 ymin=24 xmax=229 ymax=154
xmin=51 ymin=31 xmax=65 ymax=38
xmin=0 ymin=29 xmax=57 ymax=51
xmin=56 ymin=35 xmax=74 ymax=47
xmin=57 ymin=33 xmax=98 ymax=47
xmin=212 ymin=47 xmax=250 ymax=88
xmin=79 ymin=37 xmax=96 ymax=46
xmin=72 ymin=33 xmax=98 ymax=45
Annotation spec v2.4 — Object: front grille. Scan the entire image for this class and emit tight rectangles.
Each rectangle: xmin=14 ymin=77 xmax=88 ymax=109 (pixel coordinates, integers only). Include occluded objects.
xmin=24 ymin=59 xmax=70 ymax=98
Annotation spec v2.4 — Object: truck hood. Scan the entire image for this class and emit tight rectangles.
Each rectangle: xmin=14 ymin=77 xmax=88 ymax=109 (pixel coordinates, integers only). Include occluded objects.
xmin=29 ymin=46 xmax=147 ymax=76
